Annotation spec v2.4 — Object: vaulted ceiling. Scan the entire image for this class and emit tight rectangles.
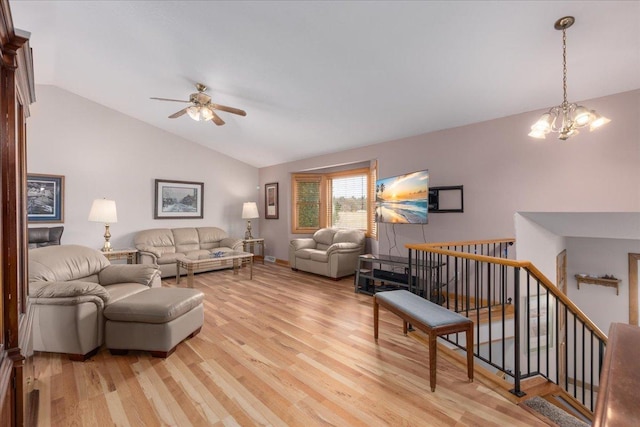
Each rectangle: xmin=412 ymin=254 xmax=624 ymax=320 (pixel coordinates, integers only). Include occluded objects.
xmin=10 ymin=1 xmax=640 ymax=168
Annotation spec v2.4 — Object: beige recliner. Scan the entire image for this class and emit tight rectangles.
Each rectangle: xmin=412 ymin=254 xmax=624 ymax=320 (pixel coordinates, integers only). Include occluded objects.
xmin=289 ymin=228 xmax=366 ymax=279
xmin=28 ymin=245 xmax=161 ymax=360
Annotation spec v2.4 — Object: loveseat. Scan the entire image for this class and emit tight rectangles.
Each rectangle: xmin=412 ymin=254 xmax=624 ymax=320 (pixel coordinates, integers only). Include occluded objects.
xmin=289 ymin=228 xmax=366 ymax=279
xmin=29 ymin=244 xmax=161 ymax=360
xmin=134 ymin=227 xmax=243 ymax=278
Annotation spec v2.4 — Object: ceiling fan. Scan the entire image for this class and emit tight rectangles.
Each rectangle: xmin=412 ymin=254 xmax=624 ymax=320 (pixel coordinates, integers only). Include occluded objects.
xmin=150 ymin=83 xmax=246 ymax=126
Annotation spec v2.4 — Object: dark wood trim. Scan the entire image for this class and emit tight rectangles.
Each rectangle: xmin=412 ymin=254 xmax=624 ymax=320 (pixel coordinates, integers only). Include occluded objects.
xmin=629 ymin=253 xmax=640 ymax=326
xmin=0 ymin=0 xmax=35 ymax=423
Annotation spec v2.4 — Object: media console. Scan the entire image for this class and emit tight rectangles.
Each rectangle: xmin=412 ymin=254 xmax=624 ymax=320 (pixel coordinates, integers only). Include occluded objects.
xmin=355 ymin=254 xmax=446 ymax=304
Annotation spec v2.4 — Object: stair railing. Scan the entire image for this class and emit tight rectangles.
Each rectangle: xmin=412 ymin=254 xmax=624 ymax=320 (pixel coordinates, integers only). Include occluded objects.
xmin=406 ymin=239 xmax=607 ymax=413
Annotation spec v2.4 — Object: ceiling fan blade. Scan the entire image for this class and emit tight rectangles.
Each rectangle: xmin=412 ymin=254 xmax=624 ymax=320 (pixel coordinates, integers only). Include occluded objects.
xmin=150 ymin=97 xmax=191 ymax=103
xmin=210 ymin=103 xmax=247 ymax=117
xmin=169 ymin=108 xmax=188 ymax=119
xmin=210 ymin=110 xmax=225 ymax=126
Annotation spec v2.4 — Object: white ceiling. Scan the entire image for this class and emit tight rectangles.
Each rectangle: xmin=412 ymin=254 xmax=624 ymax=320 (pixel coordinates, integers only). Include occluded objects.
xmin=9 ymin=1 xmax=640 ymax=168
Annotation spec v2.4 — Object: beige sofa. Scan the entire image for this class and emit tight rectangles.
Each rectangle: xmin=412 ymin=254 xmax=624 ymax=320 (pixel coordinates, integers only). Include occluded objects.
xmin=289 ymin=228 xmax=366 ymax=279
xmin=134 ymin=227 xmax=243 ymax=278
xmin=29 ymin=244 xmax=161 ymax=360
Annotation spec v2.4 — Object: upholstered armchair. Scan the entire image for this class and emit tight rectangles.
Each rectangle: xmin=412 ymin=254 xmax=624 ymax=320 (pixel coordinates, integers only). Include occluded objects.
xmin=28 ymin=244 xmax=161 ymax=360
xmin=27 ymin=226 xmax=64 ymax=249
xmin=289 ymin=228 xmax=366 ymax=279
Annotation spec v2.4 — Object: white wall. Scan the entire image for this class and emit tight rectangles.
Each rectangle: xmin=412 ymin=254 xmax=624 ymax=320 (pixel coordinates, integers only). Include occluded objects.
xmin=567 ymin=237 xmax=639 ymax=333
xmin=259 ymin=89 xmax=640 ymax=262
xmin=514 ymin=213 xmax=567 ymax=284
xmin=514 ymin=211 xmax=640 ymax=335
xmin=27 ymin=85 xmax=260 ymax=249
xmin=27 ymin=86 xmax=640 ymax=264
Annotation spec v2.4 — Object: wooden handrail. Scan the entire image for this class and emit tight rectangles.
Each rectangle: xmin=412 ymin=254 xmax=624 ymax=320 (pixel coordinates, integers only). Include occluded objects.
xmin=593 ymin=323 xmax=640 ymax=426
xmin=408 ymin=238 xmax=515 ymax=249
xmin=406 ymin=240 xmax=608 ymax=344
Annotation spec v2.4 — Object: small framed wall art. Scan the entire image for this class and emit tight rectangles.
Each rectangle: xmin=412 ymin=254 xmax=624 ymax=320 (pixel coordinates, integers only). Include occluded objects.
xmin=27 ymin=174 xmax=65 ymax=223
xmin=154 ymin=179 xmax=204 ymax=219
xmin=265 ymin=182 xmax=279 ymax=219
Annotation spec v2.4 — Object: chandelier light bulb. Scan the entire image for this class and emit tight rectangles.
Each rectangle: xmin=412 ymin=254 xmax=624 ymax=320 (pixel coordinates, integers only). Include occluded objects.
xmin=589 ymin=112 xmax=611 ymax=131
xmin=528 ymin=129 xmax=547 ymax=139
xmin=573 ymin=106 xmax=592 ymax=126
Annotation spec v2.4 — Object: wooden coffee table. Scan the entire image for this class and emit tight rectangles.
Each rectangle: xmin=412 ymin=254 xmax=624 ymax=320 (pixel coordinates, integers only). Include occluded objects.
xmin=176 ymin=251 xmax=254 ymax=288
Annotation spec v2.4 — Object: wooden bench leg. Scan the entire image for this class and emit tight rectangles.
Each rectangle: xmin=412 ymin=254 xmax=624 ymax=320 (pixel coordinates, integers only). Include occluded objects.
xmin=429 ymin=333 xmax=437 ymax=392
xmin=466 ymin=325 xmax=474 ymax=383
xmin=373 ymin=297 xmax=379 ymax=340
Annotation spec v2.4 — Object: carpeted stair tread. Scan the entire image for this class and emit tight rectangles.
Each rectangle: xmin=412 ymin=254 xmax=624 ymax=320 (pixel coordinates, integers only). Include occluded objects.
xmin=521 ymin=396 xmax=589 ymax=427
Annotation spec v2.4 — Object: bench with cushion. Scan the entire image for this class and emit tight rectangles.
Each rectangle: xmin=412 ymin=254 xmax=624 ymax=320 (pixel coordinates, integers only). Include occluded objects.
xmin=373 ymin=289 xmax=474 ymax=392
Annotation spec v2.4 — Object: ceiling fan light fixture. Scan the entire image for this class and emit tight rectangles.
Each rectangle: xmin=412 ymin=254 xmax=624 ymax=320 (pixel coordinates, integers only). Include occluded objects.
xmin=187 ymin=105 xmax=213 ymax=122
xmin=200 ymin=106 xmax=214 ymax=121
xmin=151 ymin=83 xmax=246 ymax=126
xmin=529 ymin=16 xmax=610 ymax=140
xmin=187 ymin=105 xmax=201 ymax=121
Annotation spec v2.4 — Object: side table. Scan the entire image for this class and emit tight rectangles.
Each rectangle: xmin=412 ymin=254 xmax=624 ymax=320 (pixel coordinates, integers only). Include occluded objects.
xmin=243 ymin=238 xmax=265 ymax=264
xmin=102 ymin=249 xmax=138 ymax=264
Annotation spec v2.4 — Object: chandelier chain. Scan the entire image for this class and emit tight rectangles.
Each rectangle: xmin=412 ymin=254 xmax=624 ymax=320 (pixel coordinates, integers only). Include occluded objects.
xmin=562 ymin=28 xmax=568 ymax=107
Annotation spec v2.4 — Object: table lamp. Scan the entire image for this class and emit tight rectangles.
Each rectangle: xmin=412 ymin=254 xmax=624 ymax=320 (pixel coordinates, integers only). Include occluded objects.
xmin=242 ymin=202 xmax=259 ymax=240
xmin=88 ymin=198 xmax=118 ymax=252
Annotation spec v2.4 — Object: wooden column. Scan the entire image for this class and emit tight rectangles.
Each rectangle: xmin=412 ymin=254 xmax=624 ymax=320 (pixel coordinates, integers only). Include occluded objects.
xmin=0 ymin=0 xmax=36 ymax=424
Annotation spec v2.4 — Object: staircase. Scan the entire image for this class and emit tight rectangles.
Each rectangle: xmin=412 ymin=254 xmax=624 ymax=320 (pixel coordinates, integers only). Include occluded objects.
xmin=405 ymin=238 xmax=607 ymax=422
xmin=521 ymin=395 xmax=590 ymax=427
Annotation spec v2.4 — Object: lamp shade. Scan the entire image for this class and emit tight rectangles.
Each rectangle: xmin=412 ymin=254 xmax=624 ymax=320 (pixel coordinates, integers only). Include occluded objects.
xmin=88 ymin=199 xmax=118 ymax=223
xmin=242 ymin=202 xmax=259 ymax=219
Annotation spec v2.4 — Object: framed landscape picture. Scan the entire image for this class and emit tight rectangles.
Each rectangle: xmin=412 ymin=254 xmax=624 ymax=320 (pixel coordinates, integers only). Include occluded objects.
xmin=27 ymin=174 xmax=64 ymax=223
xmin=154 ymin=179 xmax=204 ymax=219
xmin=265 ymin=182 xmax=279 ymax=219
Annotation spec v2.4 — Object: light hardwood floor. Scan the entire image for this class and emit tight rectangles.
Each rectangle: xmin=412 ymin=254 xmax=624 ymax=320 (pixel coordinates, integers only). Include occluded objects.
xmin=33 ymin=263 xmax=546 ymax=426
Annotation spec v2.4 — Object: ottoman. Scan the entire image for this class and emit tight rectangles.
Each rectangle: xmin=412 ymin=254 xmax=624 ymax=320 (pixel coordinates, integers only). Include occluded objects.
xmin=104 ymin=288 xmax=204 ymax=358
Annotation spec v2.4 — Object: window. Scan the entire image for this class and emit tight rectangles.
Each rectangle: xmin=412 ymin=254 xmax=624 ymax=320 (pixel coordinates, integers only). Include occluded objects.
xmin=292 ymin=164 xmax=377 ymax=238
xmin=292 ymin=174 xmax=322 ymax=232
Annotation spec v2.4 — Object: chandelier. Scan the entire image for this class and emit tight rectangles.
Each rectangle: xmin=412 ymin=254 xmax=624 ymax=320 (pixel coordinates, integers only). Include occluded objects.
xmin=529 ymin=16 xmax=610 ymax=140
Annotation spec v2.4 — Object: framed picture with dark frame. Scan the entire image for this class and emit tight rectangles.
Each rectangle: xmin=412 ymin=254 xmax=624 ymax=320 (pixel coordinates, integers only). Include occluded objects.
xmin=265 ymin=182 xmax=279 ymax=219
xmin=154 ymin=179 xmax=204 ymax=219
xmin=27 ymin=173 xmax=65 ymax=223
